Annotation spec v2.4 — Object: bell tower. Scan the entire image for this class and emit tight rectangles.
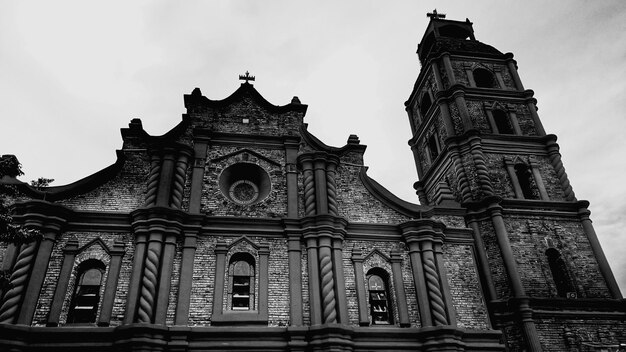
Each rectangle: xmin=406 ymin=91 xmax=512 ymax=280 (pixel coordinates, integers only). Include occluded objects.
xmin=406 ymin=12 xmax=623 ymax=351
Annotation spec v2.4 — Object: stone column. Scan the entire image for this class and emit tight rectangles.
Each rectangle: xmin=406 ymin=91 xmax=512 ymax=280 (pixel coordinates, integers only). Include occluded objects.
xmin=47 ymin=237 xmax=79 ymax=326
xmin=156 ymin=148 xmax=177 ymax=207
xmin=313 ymin=155 xmax=329 ymax=215
xmin=578 ymin=203 xmax=622 ymax=299
xmin=189 ymin=138 xmax=209 ymax=213
xmin=442 ymin=54 xmax=456 ymax=86
xmin=98 ymin=241 xmax=126 ymax=326
xmin=211 ymin=240 xmax=228 ymax=318
xmin=285 ymin=139 xmax=299 ymax=218
xmin=467 ymin=218 xmax=497 ymax=302
xmin=305 ymin=237 xmax=322 ymax=325
xmin=469 ymin=136 xmax=495 ymax=198
xmin=453 ymin=91 xmax=473 ymax=132
xmin=390 ymin=250 xmax=410 ymax=327
xmin=332 ymin=237 xmax=348 ymax=323
xmin=154 ymin=231 xmax=177 ymax=324
xmin=299 ymin=156 xmax=316 ymax=216
xmin=169 ymin=152 xmax=190 ymax=209
xmin=525 ymin=97 xmax=546 ymax=136
xmin=286 ymin=231 xmax=303 ymax=326
xmin=18 ymin=226 xmax=62 ymax=325
xmin=175 ymin=230 xmax=199 ymax=325
xmin=351 ymin=248 xmax=369 ymax=326
xmin=430 ymin=61 xmax=444 ymax=91
xmin=145 ymin=153 xmax=162 ymax=207
xmin=136 ymin=231 xmax=164 ymax=323
xmin=124 ymin=232 xmax=147 ymax=324
xmin=545 ymin=136 xmax=576 ymax=201
xmin=504 ymin=158 xmax=524 ymax=199
xmin=529 ymin=159 xmax=549 ymax=200
xmin=505 ymin=54 xmax=525 ymax=91
xmin=488 ymin=202 xmax=543 ymax=351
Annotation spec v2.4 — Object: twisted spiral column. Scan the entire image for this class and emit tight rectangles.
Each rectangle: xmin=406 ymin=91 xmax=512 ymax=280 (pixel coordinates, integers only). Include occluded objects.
xmin=0 ymin=242 xmax=37 ymax=323
xmin=136 ymin=238 xmax=162 ymax=323
xmin=546 ymin=140 xmax=576 ymax=201
xmin=326 ymin=163 xmax=338 ymax=216
xmin=170 ymin=154 xmax=188 ymax=208
xmin=422 ymin=255 xmax=448 ymax=326
xmin=470 ymin=138 xmax=495 ymax=197
xmin=144 ymin=154 xmax=161 ymax=206
xmin=318 ymin=246 xmax=337 ymax=324
xmin=451 ymin=149 xmax=472 ymax=203
xmin=303 ymin=166 xmax=316 ymax=216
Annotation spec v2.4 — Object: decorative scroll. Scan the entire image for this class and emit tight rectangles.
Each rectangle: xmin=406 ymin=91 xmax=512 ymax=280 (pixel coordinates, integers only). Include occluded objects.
xmin=423 ymin=256 xmax=448 ymax=326
xmin=136 ymin=244 xmax=161 ymax=323
xmin=303 ymin=168 xmax=316 ymax=216
xmin=319 ymin=250 xmax=337 ymax=323
xmin=144 ymin=155 xmax=161 ymax=206
xmin=546 ymin=142 xmax=576 ymax=201
xmin=170 ymin=155 xmax=187 ymax=209
xmin=0 ymin=242 xmax=37 ymax=323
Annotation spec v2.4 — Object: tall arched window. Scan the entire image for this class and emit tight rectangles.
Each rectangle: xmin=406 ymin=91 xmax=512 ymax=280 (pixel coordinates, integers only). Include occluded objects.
xmin=493 ymin=109 xmax=514 ymax=134
xmin=229 ymin=253 xmax=255 ymax=310
xmin=514 ymin=163 xmax=536 ymax=199
xmin=419 ymin=92 xmax=432 ymax=117
xmin=68 ymin=260 xmax=105 ymax=324
xmin=546 ymin=248 xmax=574 ymax=297
xmin=473 ymin=68 xmax=496 ymax=88
xmin=367 ymin=268 xmax=393 ymax=325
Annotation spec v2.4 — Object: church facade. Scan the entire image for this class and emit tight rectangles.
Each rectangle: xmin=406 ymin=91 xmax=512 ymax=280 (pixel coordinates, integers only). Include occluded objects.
xmin=0 ymin=15 xmax=624 ymax=351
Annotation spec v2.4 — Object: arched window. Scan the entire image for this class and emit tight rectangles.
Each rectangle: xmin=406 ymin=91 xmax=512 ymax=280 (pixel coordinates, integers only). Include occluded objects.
xmin=546 ymin=248 xmax=574 ymax=297
xmin=514 ymin=163 xmax=536 ymax=199
xmin=473 ymin=68 xmax=496 ymax=88
xmin=229 ymin=253 xmax=255 ymax=310
xmin=367 ymin=268 xmax=393 ymax=325
xmin=68 ymin=260 xmax=105 ymax=324
xmin=419 ymin=92 xmax=432 ymax=117
xmin=493 ymin=110 xmax=514 ymax=134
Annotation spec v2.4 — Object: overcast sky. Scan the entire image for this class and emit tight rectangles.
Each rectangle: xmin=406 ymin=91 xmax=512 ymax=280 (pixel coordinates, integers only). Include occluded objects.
xmin=1 ymin=1 xmax=625 ymax=292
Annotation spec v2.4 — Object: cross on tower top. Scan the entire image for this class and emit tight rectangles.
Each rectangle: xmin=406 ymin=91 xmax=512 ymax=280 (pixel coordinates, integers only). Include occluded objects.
xmin=239 ymin=71 xmax=255 ymax=84
xmin=427 ymin=9 xmax=446 ymax=20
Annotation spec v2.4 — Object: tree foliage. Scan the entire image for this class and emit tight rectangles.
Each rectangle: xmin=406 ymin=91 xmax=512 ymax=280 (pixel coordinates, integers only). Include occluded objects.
xmin=0 ymin=155 xmax=44 ymax=244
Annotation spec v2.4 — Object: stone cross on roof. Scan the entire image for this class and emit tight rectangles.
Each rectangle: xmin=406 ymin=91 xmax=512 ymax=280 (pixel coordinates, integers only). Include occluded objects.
xmin=427 ymin=9 xmax=446 ymax=20
xmin=239 ymin=71 xmax=255 ymax=83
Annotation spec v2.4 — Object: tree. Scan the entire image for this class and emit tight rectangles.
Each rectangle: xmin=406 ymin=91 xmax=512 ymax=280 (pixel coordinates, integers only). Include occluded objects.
xmin=0 ymin=155 xmax=43 ymax=244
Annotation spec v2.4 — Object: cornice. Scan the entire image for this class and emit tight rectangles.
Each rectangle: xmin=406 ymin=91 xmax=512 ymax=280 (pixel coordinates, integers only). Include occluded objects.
xmin=183 ymin=84 xmax=308 ymax=114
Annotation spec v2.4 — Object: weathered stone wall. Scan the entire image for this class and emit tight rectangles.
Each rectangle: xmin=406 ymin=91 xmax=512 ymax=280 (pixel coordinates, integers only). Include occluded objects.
xmin=535 ymin=318 xmax=626 ymax=352
xmin=57 ymin=151 xmax=149 ymax=212
xmin=504 ymin=214 xmax=610 ymax=298
xmin=186 ymin=96 xmax=303 ymax=137
xmin=335 ymin=164 xmax=410 ymax=224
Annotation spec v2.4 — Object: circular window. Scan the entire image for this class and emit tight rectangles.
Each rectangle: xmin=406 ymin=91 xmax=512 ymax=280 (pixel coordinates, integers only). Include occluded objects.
xmin=219 ymin=163 xmax=271 ymax=206
xmin=229 ymin=180 xmax=259 ymax=205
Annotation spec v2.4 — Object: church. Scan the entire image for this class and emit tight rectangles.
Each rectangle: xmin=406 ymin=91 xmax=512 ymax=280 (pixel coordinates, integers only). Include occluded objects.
xmin=0 ymin=13 xmax=624 ymax=351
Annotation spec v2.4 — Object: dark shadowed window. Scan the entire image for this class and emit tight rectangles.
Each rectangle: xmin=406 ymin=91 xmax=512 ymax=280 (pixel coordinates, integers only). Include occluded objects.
xmin=367 ymin=268 xmax=393 ymax=325
xmin=514 ymin=163 xmax=536 ymax=199
xmin=68 ymin=260 xmax=105 ymax=324
xmin=474 ymin=68 xmax=496 ymax=88
xmin=229 ymin=253 xmax=255 ymax=310
xmin=428 ymin=133 xmax=440 ymax=161
xmin=420 ymin=92 xmax=432 ymax=117
xmin=546 ymin=248 xmax=574 ymax=297
xmin=493 ymin=109 xmax=514 ymax=134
